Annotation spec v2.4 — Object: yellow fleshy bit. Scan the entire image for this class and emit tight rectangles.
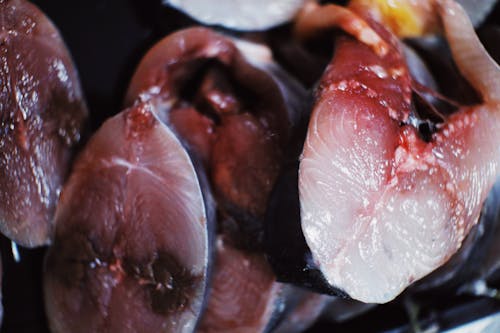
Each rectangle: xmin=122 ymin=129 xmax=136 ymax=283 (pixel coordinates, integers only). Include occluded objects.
xmin=351 ymin=0 xmax=439 ymax=37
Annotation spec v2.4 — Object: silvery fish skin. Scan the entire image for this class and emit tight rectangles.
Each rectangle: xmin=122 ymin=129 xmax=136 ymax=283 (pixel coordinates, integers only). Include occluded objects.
xmin=44 ymin=102 xmax=209 ymax=333
xmin=0 ymin=0 xmax=88 ymax=247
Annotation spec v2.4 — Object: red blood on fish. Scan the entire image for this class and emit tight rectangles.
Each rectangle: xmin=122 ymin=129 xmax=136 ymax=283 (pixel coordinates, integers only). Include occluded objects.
xmin=44 ymin=102 xmax=209 ymax=332
xmin=126 ymin=28 xmax=289 ymax=227
xmin=0 ymin=0 xmax=87 ymax=247
xmin=298 ymin=2 xmax=500 ymax=303
xmin=126 ymin=27 xmax=306 ymax=331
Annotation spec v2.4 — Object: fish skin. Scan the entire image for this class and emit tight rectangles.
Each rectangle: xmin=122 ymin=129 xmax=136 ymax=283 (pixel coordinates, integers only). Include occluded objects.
xmin=0 ymin=0 xmax=88 ymax=247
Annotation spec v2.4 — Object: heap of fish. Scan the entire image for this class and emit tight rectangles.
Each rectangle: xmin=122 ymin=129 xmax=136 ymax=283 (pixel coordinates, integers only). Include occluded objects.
xmin=0 ymin=0 xmax=499 ymax=331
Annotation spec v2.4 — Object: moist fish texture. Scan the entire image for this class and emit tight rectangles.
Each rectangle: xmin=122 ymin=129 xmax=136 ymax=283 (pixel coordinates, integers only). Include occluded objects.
xmin=0 ymin=0 xmax=88 ymax=247
xmin=407 ymin=35 xmax=497 ymax=293
xmin=400 ymin=27 xmax=500 ymax=293
xmin=125 ymin=26 xmax=307 ymax=249
xmin=410 ymin=181 xmax=500 ymax=293
xmin=44 ymin=102 xmax=209 ymax=333
xmin=298 ymin=2 xmax=500 ymax=303
xmin=126 ymin=27 xmax=308 ymax=332
xmin=126 ymin=29 xmax=292 ymax=247
xmin=197 ymin=236 xmax=284 ymax=333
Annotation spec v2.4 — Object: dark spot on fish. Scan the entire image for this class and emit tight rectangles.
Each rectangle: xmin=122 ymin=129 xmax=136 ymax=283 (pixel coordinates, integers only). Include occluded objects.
xmin=125 ymin=253 xmax=202 ymax=316
xmin=48 ymin=229 xmax=202 ymax=317
xmin=45 ymin=229 xmax=101 ymax=289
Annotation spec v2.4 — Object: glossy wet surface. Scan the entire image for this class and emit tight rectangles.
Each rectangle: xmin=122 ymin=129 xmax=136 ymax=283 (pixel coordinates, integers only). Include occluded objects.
xmin=1 ymin=0 xmax=499 ymax=332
